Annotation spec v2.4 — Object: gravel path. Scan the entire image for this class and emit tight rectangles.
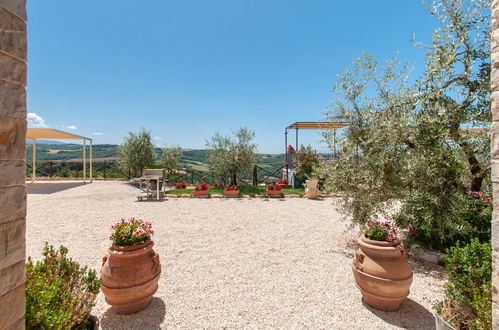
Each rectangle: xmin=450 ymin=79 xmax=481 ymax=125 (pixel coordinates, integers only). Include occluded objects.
xmin=27 ymin=181 xmax=445 ymax=329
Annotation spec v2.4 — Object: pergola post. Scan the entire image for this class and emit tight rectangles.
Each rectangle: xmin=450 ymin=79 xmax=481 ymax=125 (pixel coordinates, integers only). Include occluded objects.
xmin=295 ymin=128 xmax=299 ymax=151
xmin=284 ymin=129 xmax=288 ymax=177
xmin=83 ymin=138 xmax=86 ymax=182
xmin=89 ymin=139 xmax=93 ymax=182
xmin=32 ymin=138 xmax=36 ymax=181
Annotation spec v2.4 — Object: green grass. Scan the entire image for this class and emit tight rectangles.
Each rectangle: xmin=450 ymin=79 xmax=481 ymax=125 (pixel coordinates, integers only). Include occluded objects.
xmin=165 ymin=185 xmax=304 ymax=196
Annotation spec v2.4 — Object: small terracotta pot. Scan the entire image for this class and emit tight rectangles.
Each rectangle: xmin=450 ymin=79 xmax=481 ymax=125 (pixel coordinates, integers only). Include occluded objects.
xmin=224 ymin=190 xmax=240 ymax=198
xmin=267 ymin=190 xmax=283 ymax=198
xmin=101 ymin=238 xmax=161 ymax=314
xmin=193 ymin=190 xmax=209 ymax=198
xmin=352 ymin=235 xmax=413 ymax=311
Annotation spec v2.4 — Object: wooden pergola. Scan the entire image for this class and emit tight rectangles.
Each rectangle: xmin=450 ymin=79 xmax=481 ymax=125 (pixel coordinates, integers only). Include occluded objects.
xmin=26 ymin=128 xmax=93 ymax=182
xmin=284 ymin=121 xmax=351 ymax=154
xmin=284 ymin=121 xmax=352 ymax=179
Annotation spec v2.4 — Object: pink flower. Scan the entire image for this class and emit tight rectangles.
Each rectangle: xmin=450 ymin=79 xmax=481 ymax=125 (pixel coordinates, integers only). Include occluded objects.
xmin=132 ymin=228 xmax=145 ymax=237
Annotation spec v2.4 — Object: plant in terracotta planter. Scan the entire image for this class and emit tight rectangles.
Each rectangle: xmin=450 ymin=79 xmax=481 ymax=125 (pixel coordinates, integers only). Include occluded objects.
xmin=175 ymin=182 xmax=186 ymax=189
xmin=224 ymin=184 xmax=240 ymax=197
xmin=101 ymin=218 xmax=161 ymax=314
xmin=193 ymin=182 xmax=210 ymax=197
xmin=352 ymin=220 xmax=413 ymax=311
xmin=266 ymin=184 xmax=283 ymax=198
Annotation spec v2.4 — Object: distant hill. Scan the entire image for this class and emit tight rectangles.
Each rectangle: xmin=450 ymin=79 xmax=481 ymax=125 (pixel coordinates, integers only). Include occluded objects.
xmin=25 ymin=143 xmax=285 ymax=167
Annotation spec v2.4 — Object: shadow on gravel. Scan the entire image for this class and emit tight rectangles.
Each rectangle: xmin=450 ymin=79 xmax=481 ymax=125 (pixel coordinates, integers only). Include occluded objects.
xmin=100 ymin=297 xmax=166 ymax=329
xmin=362 ymin=298 xmax=435 ymax=329
xmin=27 ymin=182 xmax=87 ymax=194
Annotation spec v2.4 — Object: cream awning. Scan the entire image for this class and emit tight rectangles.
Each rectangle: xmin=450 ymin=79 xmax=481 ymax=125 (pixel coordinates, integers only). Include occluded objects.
xmin=26 ymin=128 xmax=93 ymax=182
xmin=26 ymin=128 xmax=91 ymax=141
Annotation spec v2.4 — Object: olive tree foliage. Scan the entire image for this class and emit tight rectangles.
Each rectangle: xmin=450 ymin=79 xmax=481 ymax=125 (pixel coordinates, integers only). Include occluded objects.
xmin=206 ymin=127 xmax=257 ymax=185
xmin=161 ymin=146 xmax=182 ymax=169
xmin=118 ymin=128 xmax=157 ymax=178
xmin=319 ymin=0 xmax=490 ymax=249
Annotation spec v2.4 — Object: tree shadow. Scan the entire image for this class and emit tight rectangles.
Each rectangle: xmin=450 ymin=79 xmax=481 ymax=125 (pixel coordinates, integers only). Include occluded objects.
xmin=26 ymin=181 xmax=87 ymax=194
xmin=361 ymin=298 xmax=435 ymax=330
xmin=100 ymin=297 xmax=166 ymax=330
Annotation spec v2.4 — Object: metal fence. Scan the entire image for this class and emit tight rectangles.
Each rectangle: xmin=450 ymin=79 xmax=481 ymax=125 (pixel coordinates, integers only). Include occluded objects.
xmin=26 ymin=160 xmax=287 ymax=185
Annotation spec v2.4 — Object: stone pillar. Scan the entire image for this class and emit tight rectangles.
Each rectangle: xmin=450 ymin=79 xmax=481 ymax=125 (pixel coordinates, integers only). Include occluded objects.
xmin=492 ymin=1 xmax=499 ymax=328
xmin=0 ymin=0 xmax=27 ymax=329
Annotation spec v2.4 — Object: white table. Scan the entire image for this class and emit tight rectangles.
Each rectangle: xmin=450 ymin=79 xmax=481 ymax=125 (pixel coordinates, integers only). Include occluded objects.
xmin=138 ymin=175 xmax=163 ymax=200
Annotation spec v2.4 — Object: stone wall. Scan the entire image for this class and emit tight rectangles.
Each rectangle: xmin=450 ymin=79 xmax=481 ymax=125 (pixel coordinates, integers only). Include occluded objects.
xmin=0 ymin=0 xmax=27 ymax=329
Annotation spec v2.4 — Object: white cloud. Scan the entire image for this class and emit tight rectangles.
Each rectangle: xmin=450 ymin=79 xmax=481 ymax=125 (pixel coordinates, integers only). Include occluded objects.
xmin=154 ymin=136 xmax=162 ymax=140
xmin=93 ymin=132 xmax=104 ymax=136
xmin=63 ymin=125 xmax=77 ymax=130
xmin=27 ymin=113 xmax=47 ymax=127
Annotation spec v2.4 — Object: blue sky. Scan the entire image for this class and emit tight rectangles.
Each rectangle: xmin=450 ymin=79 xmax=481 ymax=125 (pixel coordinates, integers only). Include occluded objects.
xmin=27 ymin=1 xmax=438 ymax=153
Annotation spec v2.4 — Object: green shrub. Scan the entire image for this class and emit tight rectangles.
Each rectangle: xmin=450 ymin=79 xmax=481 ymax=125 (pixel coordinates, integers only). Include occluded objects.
xmin=401 ymin=191 xmax=492 ymax=251
xmin=295 ymin=145 xmax=319 ymax=185
xmin=435 ymin=239 xmax=492 ymax=330
xmin=26 ymin=243 xmax=101 ymax=329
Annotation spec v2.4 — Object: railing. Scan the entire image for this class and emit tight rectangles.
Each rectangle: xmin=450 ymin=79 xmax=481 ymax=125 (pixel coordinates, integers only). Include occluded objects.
xmin=26 ymin=160 xmax=130 ymax=180
xmin=26 ymin=160 xmax=288 ymax=185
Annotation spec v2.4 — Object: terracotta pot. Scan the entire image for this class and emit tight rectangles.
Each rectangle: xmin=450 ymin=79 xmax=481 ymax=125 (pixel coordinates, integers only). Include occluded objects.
xmin=352 ymin=235 xmax=413 ymax=311
xmin=101 ymin=238 xmax=161 ymax=314
xmin=304 ymin=179 xmax=320 ymax=198
xmin=224 ymin=190 xmax=240 ymax=198
xmin=267 ymin=190 xmax=283 ymax=198
xmin=193 ymin=190 xmax=209 ymax=198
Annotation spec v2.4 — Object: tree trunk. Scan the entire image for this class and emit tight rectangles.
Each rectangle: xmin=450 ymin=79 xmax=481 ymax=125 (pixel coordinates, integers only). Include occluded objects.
xmin=231 ymin=173 xmax=237 ymax=186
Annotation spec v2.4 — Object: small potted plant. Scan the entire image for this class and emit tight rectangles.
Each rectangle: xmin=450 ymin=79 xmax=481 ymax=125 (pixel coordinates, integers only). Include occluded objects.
xmin=193 ymin=182 xmax=210 ymax=197
xmin=352 ymin=220 xmax=413 ymax=311
xmin=266 ymin=184 xmax=283 ymax=198
xmin=175 ymin=182 xmax=186 ymax=189
xmin=224 ymin=184 xmax=240 ymax=198
xmin=212 ymin=182 xmax=223 ymax=187
xmin=277 ymin=178 xmax=292 ymax=189
xmin=101 ymin=218 xmax=161 ymax=314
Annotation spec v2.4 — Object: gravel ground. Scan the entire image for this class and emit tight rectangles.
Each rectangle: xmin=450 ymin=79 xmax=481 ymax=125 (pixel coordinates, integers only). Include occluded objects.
xmin=27 ymin=181 xmax=446 ymax=329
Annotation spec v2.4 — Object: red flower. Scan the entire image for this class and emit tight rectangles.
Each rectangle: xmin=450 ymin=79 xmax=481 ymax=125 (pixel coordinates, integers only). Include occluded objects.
xmin=224 ymin=185 xmax=239 ymax=191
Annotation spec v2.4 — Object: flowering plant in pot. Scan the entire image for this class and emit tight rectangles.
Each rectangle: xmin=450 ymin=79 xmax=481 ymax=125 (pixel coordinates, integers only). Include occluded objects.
xmin=266 ymin=184 xmax=283 ymax=197
xmin=277 ymin=178 xmax=292 ymax=189
xmin=193 ymin=182 xmax=210 ymax=197
xmin=101 ymin=218 xmax=161 ymax=314
xmin=175 ymin=182 xmax=186 ymax=189
xmin=224 ymin=184 xmax=240 ymax=197
xmin=352 ymin=220 xmax=413 ymax=311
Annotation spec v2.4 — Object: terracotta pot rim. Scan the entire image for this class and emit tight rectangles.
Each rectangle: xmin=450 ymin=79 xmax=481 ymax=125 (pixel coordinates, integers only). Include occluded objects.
xmin=112 ymin=238 xmax=152 ymax=251
xmin=360 ymin=235 xmax=400 ymax=247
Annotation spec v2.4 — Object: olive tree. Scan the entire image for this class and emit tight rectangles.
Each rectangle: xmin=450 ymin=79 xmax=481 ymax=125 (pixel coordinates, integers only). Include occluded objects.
xmin=206 ymin=127 xmax=257 ymax=185
xmin=161 ymin=146 xmax=182 ymax=169
xmin=118 ymin=128 xmax=157 ymax=178
xmin=320 ymin=0 xmax=490 ymax=250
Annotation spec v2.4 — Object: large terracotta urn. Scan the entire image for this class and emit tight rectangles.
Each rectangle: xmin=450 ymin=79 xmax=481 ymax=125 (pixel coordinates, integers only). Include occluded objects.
xmin=352 ymin=235 xmax=413 ymax=311
xmin=101 ymin=238 xmax=161 ymax=314
xmin=304 ymin=179 xmax=320 ymax=198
